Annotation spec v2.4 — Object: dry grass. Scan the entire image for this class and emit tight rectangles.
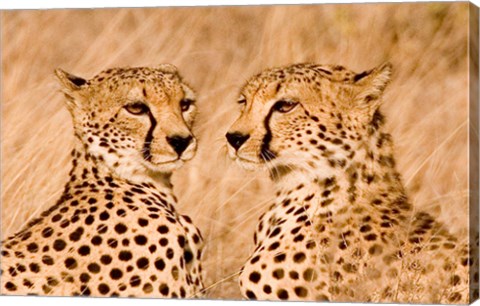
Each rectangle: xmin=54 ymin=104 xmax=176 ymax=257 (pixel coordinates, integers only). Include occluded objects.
xmin=1 ymin=3 xmax=471 ymax=299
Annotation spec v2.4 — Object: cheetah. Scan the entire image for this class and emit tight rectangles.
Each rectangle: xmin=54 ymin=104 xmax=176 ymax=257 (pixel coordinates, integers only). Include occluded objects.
xmin=1 ymin=65 xmax=204 ymax=298
xmin=226 ymin=63 xmax=478 ymax=303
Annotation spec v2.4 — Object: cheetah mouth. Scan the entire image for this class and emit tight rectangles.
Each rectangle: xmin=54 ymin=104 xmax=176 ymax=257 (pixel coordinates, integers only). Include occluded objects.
xmin=231 ymin=155 xmax=266 ymax=170
xmin=142 ymin=158 xmax=184 ymax=173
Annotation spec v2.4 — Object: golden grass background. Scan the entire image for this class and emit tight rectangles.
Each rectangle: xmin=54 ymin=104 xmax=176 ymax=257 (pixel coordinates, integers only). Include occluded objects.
xmin=1 ymin=3 xmax=471 ymax=299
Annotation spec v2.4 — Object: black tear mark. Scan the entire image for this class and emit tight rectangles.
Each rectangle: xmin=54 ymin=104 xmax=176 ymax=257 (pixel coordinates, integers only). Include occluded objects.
xmin=142 ymin=88 xmax=147 ymax=98
xmin=143 ymin=112 xmax=157 ymax=162
xmin=260 ymin=107 xmax=277 ymax=161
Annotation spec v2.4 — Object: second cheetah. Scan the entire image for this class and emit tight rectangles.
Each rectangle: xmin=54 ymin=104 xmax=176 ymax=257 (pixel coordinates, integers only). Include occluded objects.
xmin=226 ymin=63 xmax=476 ymax=303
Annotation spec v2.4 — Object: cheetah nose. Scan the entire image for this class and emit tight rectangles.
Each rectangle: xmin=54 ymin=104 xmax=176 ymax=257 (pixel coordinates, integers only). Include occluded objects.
xmin=226 ymin=132 xmax=250 ymax=150
xmin=167 ymin=135 xmax=193 ymax=155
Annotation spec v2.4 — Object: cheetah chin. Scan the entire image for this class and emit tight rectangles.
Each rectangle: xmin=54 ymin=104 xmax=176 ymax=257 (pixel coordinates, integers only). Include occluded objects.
xmin=143 ymin=158 xmax=185 ymax=173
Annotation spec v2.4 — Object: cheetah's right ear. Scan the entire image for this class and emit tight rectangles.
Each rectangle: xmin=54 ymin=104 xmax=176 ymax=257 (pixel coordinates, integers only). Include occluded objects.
xmin=156 ymin=64 xmax=178 ymax=74
xmin=54 ymin=68 xmax=87 ymax=92
xmin=353 ymin=62 xmax=392 ymax=102
xmin=351 ymin=62 xmax=392 ymax=113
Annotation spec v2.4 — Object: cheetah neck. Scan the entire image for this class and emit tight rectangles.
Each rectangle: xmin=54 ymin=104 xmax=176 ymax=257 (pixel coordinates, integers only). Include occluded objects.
xmin=272 ymin=128 xmax=411 ymax=217
xmin=66 ymin=137 xmax=173 ymax=192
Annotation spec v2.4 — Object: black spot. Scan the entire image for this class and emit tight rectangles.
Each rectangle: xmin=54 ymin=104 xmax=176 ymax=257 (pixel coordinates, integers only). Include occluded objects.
xmin=360 ymin=225 xmax=372 ymax=232
xmin=268 ymin=242 xmax=280 ymax=251
xmin=142 ymin=283 xmax=153 ymax=294
xmin=277 ymin=289 xmax=289 ymax=300
xmin=158 ymin=238 xmax=168 ymax=246
xmin=155 ymin=258 xmax=166 ymax=271
xmin=65 ymin=257 xmax=78 ymax=269
xmin=29 ymin=263 xmax=40 ymax=273
xmin=114 ymin=223 xmax=128 ymax=234
xmin=263 ymin=285 xmax=272 ymax=294
xmin=157 ymin=225 xmax=169 ymax=234
xmin=293 ymin=252 xmax=306 ymax=263
xmin=69 ymin=227 xmax=84 ymax=241
xmin=138 ymin=218 xmax=149 ymax=227
xmin=250 ymin=255 xmax=260 ymax=264
xmin=78 ymin=245 xmax=91 ymax=256
xmin=119 ymin=250 xmax=133 ymax=261
xmin=26 ymin=242 xmax=38 ymax=253
xmin=137 ymin=257 xmax=149 ymax=270
xmin=97 ymin=224 xmax=108 ymax=234
xmin=246 ymin=290 xmax=257 ymax=299
xmin=53 ymin=239 xmax=67 ymax=251
xmin=5 ymin=282 xmax=17 ymax=291
xmin=130 ymin=275 xmax=141 ymax=287
xmin=41 ymin=227 xmax=53 ymax=238
xmin=79 ymin=273 xmax=90 ymax=283
xmin=249 ymin=271 xmax=261 ymax=283
xmin=99 ymin=211 xmax=110 ymax=221
xmin=303 ymin=268 xmax=318 ymax=281
xmin=274 ymin=253 xmax=286 ymax=263
xmin=23 ymin=279 xmax=34 ymax=288
xmin=91 ymin=236 xmax=102 ymax=245
xmin=272 ymin=268 xmax=285 ymax=279
xmin=295 ymin=286 xmax=308 ymax=298
xmin=98 ymin=283 xmax=110 ymax=295
xmin=134 ymin=235 xmax=148 ymax=245
xmin=166 ymin=248 xmax=174 ymax=259
xmin=184 ymin=250 xmax=193 ymax=264
xmin=100 ymin=255 xmax=112 ymax=265
xmin=42 ymin=255 xmax=54 ymax=265
xmin=85 ymin=215 xmax=95 ymax=225
xmin=107 ymin=238 xmax=118 ymax=248
xmin=110 ymin=268 xmax=123 ymax=280
xmin=159 ymin=283 xmax=169 ymax=296
xmin=87 ymin=263 xmax=101 ymax=274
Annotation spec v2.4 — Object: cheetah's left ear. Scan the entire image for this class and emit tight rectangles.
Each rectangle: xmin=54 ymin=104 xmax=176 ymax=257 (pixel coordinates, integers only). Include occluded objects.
xmin=54 ymin=68 xmax=88 ymax=92
xmin=353 ymin=62 xmax=392 ymax=108
xmin=54 ymin=69 xmax=88 ymax=113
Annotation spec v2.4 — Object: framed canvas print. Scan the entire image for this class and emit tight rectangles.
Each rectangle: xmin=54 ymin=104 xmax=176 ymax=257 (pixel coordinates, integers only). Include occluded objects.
xmin=1 ymin=1 xmax=479 ymax=305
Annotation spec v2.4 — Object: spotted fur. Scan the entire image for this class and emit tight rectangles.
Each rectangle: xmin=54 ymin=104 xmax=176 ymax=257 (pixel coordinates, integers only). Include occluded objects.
xmin=226 ymin=63 xmax=477 ymax=303
xmin=1 ymin=65 xmax=204 ymax=298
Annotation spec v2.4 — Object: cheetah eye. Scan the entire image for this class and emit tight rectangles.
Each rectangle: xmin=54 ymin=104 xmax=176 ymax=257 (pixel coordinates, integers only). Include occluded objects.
xmin=237 ymin=98 xmax=246 ymax=105
xmin=273 ymin=100 xmax=298 ymax=113
xmin=180 ymin=99 xmax=194 ymax=112
xmin=125 ymin=102 xmax=149 ymax=115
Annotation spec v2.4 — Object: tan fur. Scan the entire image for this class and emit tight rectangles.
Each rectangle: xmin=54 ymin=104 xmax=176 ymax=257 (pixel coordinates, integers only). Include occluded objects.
xmin=1 ymin=65 xmax=204 ymax=298
xmin=226 ymin=63 xmax=476 ymax=303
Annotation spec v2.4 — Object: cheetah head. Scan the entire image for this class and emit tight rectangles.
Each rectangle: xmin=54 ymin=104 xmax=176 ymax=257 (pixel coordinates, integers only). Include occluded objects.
xmin=226 ymin=63 xmax=392 ymax=173
xmin=55 ymin=65 xmax=197 ymax=180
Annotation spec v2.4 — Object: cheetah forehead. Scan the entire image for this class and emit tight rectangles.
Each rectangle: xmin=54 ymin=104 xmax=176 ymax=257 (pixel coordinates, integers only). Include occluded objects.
xmin=87 ymin=66 xmax=183 ymax=88
xmin=242 ymin=63 xmax=359 ymax=95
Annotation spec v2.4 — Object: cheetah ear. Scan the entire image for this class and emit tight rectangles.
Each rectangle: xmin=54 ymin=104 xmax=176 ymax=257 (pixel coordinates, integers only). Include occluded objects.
xmin=353 ymin=62 xmax=392 ymax=108
xmin=54 ymin=68 xmax=88 ymax=112
xmin=156 ymin=64 xmax=178 ymax=74
xmin=54 ymin=68 xmax=87 ymax=92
